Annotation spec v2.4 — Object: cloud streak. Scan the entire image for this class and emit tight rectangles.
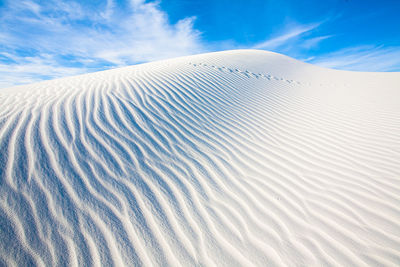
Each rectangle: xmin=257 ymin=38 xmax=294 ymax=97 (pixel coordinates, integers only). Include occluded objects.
xmin=253 ymin=22 xmax=322 ymax=50
xmin=308 ymin=45 xmax=400 ymax=72
xmin=251 ymin=19 xmax=400 ymax=72
xmin=251 ymin=20 xmax=335 ymax=61
xmin=0 ymin=0 xmax=204 ymax=88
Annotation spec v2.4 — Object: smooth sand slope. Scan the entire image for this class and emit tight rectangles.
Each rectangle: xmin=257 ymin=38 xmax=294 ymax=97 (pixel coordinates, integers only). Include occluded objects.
xmin=0 ymin=50 xmax=400 ymax=266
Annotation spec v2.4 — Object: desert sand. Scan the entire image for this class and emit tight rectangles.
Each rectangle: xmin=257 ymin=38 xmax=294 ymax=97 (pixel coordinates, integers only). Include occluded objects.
xmin=0 ymin=50 xmax=399 ymax=266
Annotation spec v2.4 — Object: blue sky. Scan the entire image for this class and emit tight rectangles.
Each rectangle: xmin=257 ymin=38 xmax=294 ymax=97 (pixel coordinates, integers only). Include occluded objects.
xmin=0 ymin=0 xmax=399 ymax=87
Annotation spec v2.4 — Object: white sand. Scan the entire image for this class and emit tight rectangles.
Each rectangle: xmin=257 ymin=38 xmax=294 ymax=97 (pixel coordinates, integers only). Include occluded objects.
xmin=0 ymin=49 xmax=399 ymax=266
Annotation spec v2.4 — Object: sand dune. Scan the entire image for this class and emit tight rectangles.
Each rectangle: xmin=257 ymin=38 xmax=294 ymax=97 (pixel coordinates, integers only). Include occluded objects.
xmin=0 ymin=50 xmax=399 ymax=266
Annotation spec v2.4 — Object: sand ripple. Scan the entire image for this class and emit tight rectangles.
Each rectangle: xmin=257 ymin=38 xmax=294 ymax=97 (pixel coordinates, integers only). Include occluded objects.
xmin=0 ymin=50 xmax=400 ymax=266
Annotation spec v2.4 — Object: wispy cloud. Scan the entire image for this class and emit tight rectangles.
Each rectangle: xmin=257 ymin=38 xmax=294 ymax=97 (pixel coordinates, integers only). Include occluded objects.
xmin=252 ymin=19 xmax=333 ymax=54
xmin=251 ymin=19 xmax=400 ymax=72
xmin=0 ymin=0 xmax=204 ymax=88
xmin=0 ymin=53 xmax=86 ymax=88
xmin=253 ymin=23 xmax=321 ymax=50
xmin=308 ymin=45 xmax=400 ymax=71
xmin=300 ymin=35 xmax=332 ymax=49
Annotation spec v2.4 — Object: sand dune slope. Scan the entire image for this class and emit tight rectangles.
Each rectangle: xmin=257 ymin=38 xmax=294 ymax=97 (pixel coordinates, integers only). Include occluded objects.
xmin=0 ymin=50 xmax=400 ymax=266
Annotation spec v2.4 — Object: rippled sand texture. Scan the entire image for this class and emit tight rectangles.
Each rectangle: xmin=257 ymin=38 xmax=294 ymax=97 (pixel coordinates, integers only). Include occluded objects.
xmin=1 ymin=50 xmax=400 ymax=266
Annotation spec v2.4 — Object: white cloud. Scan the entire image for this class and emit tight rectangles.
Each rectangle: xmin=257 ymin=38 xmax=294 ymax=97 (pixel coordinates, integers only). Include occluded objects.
xmin=0 ymin=53 xmax=88 ymax=88
xmin=0 ymin=0 xmax=204 ymax=88
xmin=308 ymin=45 xmax=400 ymax=72
xmin=300 ymin=35 xmax=332 ymax=49
xmin=253 ymin=21 xmax=327 ymax=51
xmin=251 ymin=19 xmax=400 ymax=72
xmin=254 ymin=24 xmax=317 ymax=50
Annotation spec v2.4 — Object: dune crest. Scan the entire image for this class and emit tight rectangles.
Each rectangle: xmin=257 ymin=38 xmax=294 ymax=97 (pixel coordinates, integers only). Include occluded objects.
xmin=1 ymin=50 xmax=400 ymax=266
